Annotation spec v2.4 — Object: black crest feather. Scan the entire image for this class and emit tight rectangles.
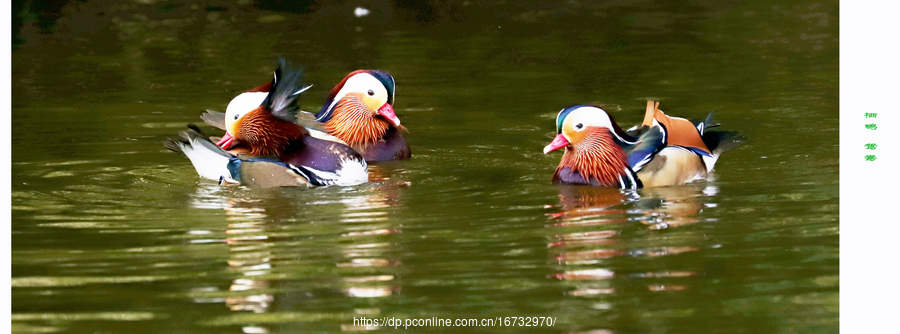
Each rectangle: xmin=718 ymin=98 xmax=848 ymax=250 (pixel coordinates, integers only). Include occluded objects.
xmin=263 ymin=58 xmax=312 ymax=123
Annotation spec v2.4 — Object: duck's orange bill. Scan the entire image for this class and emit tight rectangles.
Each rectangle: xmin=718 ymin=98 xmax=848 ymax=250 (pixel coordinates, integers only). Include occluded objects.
xmin=216 ymin=133 xmax=236 ymax=149
xmin=543 ymin=134 xmax=570 ymax=154
xmin=377 ymin=103 xmax=401 ymax=126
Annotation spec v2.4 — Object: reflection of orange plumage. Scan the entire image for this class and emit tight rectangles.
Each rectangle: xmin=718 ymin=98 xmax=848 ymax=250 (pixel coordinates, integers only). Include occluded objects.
xmin=551 ymin=186 xmax=627 ymax=220
xmin=367 ymin=165 xmax=389 ymax=183
xmin=638 ymin=186 xmax=707 ymax=229
xmin=549 ymin=183 xmax=711 ymax=229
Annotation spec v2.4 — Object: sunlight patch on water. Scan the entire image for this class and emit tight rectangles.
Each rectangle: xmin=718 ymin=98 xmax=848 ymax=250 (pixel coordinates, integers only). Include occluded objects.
xmin=12 ymin=312 xmax=163 ymax=321
xmin=554 ymin=269 xmax=615 ymax=280
xmin=37 ymin=222 xmax=124 ymax=228
xmin=12 ymin=275 xmax=177 ymax=287
xmin=199 ymin=312 xmax=350 ymax=326
xmin=42 ymin=171 xmax=76 ymax=178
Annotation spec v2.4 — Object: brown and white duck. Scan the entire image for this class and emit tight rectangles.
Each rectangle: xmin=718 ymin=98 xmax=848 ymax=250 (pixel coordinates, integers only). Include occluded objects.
xmin=203 ymin=69 xmax=410 ymax=162
xmin=165 ymin=59 xmax=368 ymax=187
xmin=543 ymin=101 xmax=743 ymax=188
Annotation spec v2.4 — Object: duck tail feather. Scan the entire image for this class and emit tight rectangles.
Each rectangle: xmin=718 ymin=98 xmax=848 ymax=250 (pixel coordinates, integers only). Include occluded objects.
xmin=703 ymin=131 xmax=746 ymax=154
xmin=694 ymin=112 xmax=721 ymax=135
xmin=164 ymin=125 xmax=235 ymax=182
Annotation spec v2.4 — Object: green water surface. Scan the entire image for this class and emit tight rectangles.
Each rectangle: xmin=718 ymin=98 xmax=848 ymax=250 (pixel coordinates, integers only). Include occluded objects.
xmin=12 ymin=1 xmax=838 ymax=333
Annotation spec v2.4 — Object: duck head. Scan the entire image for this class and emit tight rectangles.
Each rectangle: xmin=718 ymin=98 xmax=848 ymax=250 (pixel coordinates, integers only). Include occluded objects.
xmin=315 ymin=70 xmax=401 ymax=146
xmin=544 ymin=105 xmax=638 ymax=187
xmin=218 ymin=60 xmax=310 ymax=157
xmin=215 ymin=82 xmax=272 ymax=149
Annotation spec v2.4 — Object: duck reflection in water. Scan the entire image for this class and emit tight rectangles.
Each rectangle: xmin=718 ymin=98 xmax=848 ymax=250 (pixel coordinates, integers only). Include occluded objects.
xmin=547 ymin=183 xmax=719 ymax=294
xmin=550 ymin=181 xmax=716 ymax=229
xmin=185 ymin=166 xmax=408 ymax=331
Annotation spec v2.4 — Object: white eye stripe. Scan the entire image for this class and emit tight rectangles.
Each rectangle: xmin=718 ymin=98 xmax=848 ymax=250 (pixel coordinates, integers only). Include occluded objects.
xmin=563 ymin=106 xmax=638 ymax=145
xmin=565 ymin=107 xmax=615 ymax=132
xmin=327 ymin=73 xmax=388 ymax=113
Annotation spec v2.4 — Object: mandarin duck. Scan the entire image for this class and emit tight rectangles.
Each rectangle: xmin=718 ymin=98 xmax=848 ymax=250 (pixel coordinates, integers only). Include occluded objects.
xmin=164 ymin=59 xmax=368 ymax=187
xmin=543 ymin=101 xmax=743 ymax=188
xmin=316 ymin=70 xmax=410 ymax=162
xmin=202 ymin=70 xmax=410 ymax=162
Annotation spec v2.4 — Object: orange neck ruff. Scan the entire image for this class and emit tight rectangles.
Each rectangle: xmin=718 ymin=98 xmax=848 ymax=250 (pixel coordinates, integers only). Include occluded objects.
xmin=237 ymin=107 xmax=307 ymax=157
xmin=324 ymin=93 xmax=391 ymax=147
xmin=555 ymin=128 xmax=630 ymax=187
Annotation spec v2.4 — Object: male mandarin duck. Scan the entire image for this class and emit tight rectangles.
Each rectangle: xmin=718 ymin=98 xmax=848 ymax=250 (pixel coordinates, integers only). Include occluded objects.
xmin=165 ymin=59 xmax=368 ymax=188
xmin=543 ymin=101 xmax=743 ymax=188
xmin=315 ymin=69 xmax=411 ymax=162
xmin=201 ymin=69 xmax=410 ymax=162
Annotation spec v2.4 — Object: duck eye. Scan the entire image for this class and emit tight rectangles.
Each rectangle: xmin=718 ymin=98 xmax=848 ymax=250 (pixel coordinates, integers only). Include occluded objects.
xmin=234 ymin=114 xmax=240 ymax=120
xmin=575 ymin=123 xmax=584 ymax=130
xmin=367 ymin=89 xmax=375 ymax=96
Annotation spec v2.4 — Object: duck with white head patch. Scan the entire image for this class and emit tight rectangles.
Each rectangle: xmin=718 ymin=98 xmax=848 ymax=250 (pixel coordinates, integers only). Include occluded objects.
xmin=543 ymin=101 xmax=744 ymax=188
xmin=202 ymin=69 xmax=410 ymax=162
xmin=165 ymin=59 xmax=368 ymax=188
xmin=315 ymin=69 xmax=410 ymax=162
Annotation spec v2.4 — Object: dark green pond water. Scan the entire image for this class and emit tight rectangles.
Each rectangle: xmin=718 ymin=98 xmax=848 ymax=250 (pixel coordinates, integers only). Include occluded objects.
xmin=12 ymin=0 xmax=838 ymax=333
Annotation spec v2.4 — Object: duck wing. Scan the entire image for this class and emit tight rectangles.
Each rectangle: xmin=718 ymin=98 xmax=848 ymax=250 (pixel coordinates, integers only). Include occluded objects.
xmin=624 ymin=125 xmax=665 ymax=172
xmin=641 ymin=101 xmax=712 ymax=157
xmin=227 ymin=157 xmax=317 ymax=187
xmin=279 ymin=135 xmax=368 ymax=186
